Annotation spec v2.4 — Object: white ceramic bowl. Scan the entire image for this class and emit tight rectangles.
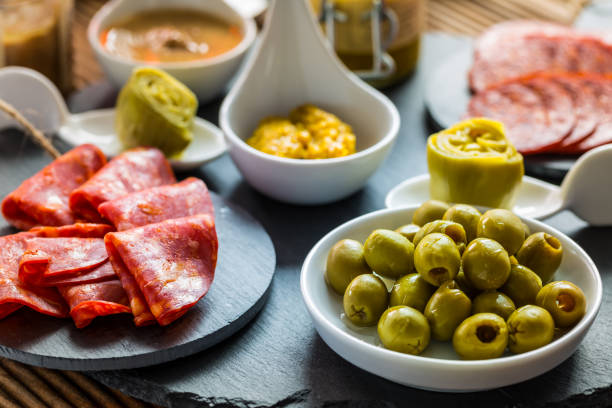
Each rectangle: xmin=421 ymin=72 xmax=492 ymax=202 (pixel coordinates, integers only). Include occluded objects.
xmin=300 ymin=206 xmax=602 ymax=392
xmin=87 ymin=0 xmax=257 ymax=102
xmin=219 ymin=0 xmax=400 ymax=205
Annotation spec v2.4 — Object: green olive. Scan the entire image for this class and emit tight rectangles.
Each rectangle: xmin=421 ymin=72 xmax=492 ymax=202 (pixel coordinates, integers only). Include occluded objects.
xmin=500 ymin=264 xmax=542 ymax=307
xmin=507 ymin=305 xmax=555 ymax=354
xmin=377 ymin=306 xmax=431 ymax=355
xmin=424 ymin=280 xmax=472 ymax=341
xmin=412 ymin=200 xmax=450 ymax=226
xmin=389 ymin=273 xmax=436 ymax=312
xmin=443 ymin=204 xmax=482 ymax=242
xmin=363 ymin=229 xmax=414 ymax=279
xmin=414 ymin=233 xmax=461 ymax=286
xmin=413 ymin=220 xmax=467 ymax=248
xmin=325 ymin=239 xmax=371 ymax=295
xmin=509 ymin=255 xmax=518 ymax=265
xmin=462 ymin=238 xmax=510 ymax=290
xmin=477 ymin=209 xmax=526 ymax=255
xmin=535 ymin=281 xmax=586 ymax=328
xmin=343 ymin=274 xmax=389 ymax=327
xmin=516 ymin=232 xmax=563 ymax=283
xmin=395 ymin=224 xmax=420 ymax=242
xmin=455 ymin=269 xmax=479 ymax=299
xmin=453 ymin=313 xmax=508 ymax=360
xmin=472 ymin=291 xmax=516 ymax=320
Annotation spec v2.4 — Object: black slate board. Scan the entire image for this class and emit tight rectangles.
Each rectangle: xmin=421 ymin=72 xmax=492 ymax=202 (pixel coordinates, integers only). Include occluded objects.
xmin=0 ymin=155 xmax=276 ymax=370
xmin=424 ymin=36 xmax=581 ymax=180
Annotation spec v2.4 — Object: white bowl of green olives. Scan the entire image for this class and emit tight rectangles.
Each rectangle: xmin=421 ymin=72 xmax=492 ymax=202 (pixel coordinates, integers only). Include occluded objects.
xmin=300 ymin=202 xmax=602 ymax=392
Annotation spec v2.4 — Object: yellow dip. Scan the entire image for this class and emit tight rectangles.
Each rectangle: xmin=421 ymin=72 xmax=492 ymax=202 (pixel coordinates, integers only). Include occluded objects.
xmin=100 ymin=9 xmax=242 ymax=63
xmin=247 ymin=104 xmax=356 ymax=159
xmin=427 ymin=118 xmax=524 ymax=209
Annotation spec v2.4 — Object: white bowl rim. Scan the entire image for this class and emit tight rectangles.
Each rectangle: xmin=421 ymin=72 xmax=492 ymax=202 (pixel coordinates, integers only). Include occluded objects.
xmin=300 ymin=205 xmax=603 ymax=369
xmin=219 ymin=0 xmax=400 ymax=168
xmin=87 ymin=0 xmax=257 ymax=70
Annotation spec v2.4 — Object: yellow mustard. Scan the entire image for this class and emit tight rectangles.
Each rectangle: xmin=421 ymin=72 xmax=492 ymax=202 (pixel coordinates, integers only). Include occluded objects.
xmin=427 ymin=118 xmax=524 ymax=209
xmin=247 ymin=104 xmax=356 ymax=159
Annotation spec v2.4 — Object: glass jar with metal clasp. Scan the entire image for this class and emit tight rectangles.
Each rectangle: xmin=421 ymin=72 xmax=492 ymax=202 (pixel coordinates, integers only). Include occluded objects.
xmin=312 ymin=0 xmax=425 ymax=88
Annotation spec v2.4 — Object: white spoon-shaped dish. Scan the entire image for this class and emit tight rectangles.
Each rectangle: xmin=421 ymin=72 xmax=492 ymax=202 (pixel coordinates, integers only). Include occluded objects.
xmin=301 ymin=206 xmax=602 ymax=392
xmin=386 ymin=144 xmax=612 ymax=225
xmin=220 ymin=0 xmax=400 ymax=205
xmin=0 ymin=67 xmax=226 ymax=171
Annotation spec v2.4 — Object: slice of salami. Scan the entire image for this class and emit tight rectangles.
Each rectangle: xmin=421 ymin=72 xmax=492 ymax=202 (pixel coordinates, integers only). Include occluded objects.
xmin=105 ymin=214 xmax=218 ymax=326
xmin=561 ymin=76 xmax=612 ymax=152
xmin=1 ymin=144 xmax=106 ymax=230
xmin=523 ymin=75 xmax=576 ymax=146
xmin=105 ymin=243 xmax=156 ymax=326
xmin=69 ymin=147 xmax=176 ymax=223
xmin=0 ymin=233 xmax=68 ymax=319
xmin=58 ymin=279 xmax=131 ymax=328
xmin=467 ymin=81 xmax=565 ymax=153
xmin=551 ymin=75 xmax=599 ymax=149
xmin=19 ymin=238 xmax=109 ymax=286
xmin=98 ymin=178 xmax=214 ymax=231
xmin=470 ymin=21 xmax=612 ymax=93
xmin=30 ymin=223 xmax=114 ymax=238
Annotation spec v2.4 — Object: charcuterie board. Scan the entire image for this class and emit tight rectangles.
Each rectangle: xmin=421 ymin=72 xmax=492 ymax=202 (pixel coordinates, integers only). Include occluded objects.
xmin=424 ymin=41 xmax=579 ymax=180
xmin=0 ymin=189 xmax=276 ymax=371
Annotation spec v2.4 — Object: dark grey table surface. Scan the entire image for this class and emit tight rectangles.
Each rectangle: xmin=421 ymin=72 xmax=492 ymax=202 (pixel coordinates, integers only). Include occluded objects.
xmin=2 ymin=33 xmax=611 ymax=407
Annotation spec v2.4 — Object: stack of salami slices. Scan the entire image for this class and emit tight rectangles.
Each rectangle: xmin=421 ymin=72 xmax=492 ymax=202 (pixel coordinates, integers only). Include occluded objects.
xmin=0 ymin=145 xmax=218 ymax=328
xmin=466 ymin=21 xmax=612 ymax=155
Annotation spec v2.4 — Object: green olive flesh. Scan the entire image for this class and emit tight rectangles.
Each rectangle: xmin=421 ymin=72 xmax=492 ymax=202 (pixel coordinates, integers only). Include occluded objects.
xmin=443 ymin=204 xmax=481 ymax=242
xmin=477 ymin=209 xmax=526 ymax=255
xmin=472 ymin=291 xmax=516 ymax=320
xmin=516 ymin=232 xmax=563 ymax=283
xmin=325 ymin=239 xmax=371 ymax=295
xmin=500 ymin=264 xmax=542 ymax=307
xmin=453 ymin=313 xmax=508 ymax=360
xmin=363 ymin=229 xmax=415 ymax=279
xmin=377 ymin=306 xmax=431 ymax=355
xmin=462 ymin=238 xmax=510 ymax=290
xmin=389 ymin=273 xmax=436 ymax=312
xmin=414 ymin=233 xmax=461 ymax=286
xmin=343 ymin=274 xmax=389 ymax=327
xmin=507 ymin=305 xmax=555 ymax=354
xmin=424 ymin=280 xmax=472 ymax=341
xmin=535 ymin=281 xmax=586 ymax=328
xmin=412 ymin=200 xmax=450 ymax=226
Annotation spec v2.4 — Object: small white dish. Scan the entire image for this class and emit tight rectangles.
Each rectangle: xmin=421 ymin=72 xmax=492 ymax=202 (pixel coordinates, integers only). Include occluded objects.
xmin=220 ymin=0 xmax=400 ymax=205
xmin=0 ymin=67 xmax=226 ymax=171
xmin=385 ymin=144 xmax=612 ymax=225
xmin=87 ymin=0 xmax=257 ymax=102
xmin=300 ymin=206 xmax=602 ymax=392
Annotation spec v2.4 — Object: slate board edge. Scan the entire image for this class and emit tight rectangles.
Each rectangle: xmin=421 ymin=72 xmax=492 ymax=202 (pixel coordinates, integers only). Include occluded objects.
xmin=0 ymin=287 xmax=272 ymax=371
xmin=0 ymin=194 xmax=277 ymax=371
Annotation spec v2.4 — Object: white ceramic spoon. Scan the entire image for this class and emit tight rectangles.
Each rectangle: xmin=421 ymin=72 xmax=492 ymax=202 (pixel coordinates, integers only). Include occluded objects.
xmin=0 ymin=67 xmax=226 ymax=171
xmin=386 ymin=144 xmax=612 ymax=225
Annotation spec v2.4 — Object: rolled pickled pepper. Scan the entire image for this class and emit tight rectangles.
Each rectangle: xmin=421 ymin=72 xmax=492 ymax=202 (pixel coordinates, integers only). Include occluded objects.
xmin=115 ymin=67 xmax=198 ymax=157
xmin=427 ymin=118 xmax=524 ymax=209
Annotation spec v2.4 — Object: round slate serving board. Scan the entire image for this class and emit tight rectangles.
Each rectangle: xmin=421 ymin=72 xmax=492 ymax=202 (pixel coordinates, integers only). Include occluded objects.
xmin=424 ymin=42 xmax=579 ymax=180
xmin=0 ymin=193 xmax=276 ymax=371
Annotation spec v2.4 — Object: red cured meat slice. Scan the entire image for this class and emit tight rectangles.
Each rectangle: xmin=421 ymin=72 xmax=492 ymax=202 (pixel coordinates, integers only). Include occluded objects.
xmin=1 ymin=144 xmax=106 ymax=230
xmin=469 ymin=21 xmax=612 ymax=92
xmin=58 ymin=280 xmax=131 ymax=328
xmin=45 ymin=262 xmax=116 ymax=287
xmin=523 ymin=75 xmax=575 ymax=145
xmin=69 ymin=147 xmax=176 ymax=223
xmin=98 ymin=178 xmax=214 ymax=231
xmin=105 ymin=243 xmax=156 ymax=327
xmin=0 ymin=232 xmax=68 ymax=319
xmin=105 ymin=214 xmax=218 ymax=326
xmin=467 ymin=82 xmax=565 ymax=153
xmin=551 ymin=75 xmax=599 ymax=149
xmin=561 ymin=76 xmax=612 ymax=153
xmin=30 ymin=223 xmax=114 ymax=238
xmin=19 ymin=238 xmax=109 ymax=286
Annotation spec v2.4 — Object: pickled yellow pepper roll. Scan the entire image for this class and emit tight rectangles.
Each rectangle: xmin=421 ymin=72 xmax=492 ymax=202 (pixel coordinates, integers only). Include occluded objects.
xmin=115 ymin=67 xmax=197 ymax=157
xmin=427 ymin=118 xmax=524 ymax=209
